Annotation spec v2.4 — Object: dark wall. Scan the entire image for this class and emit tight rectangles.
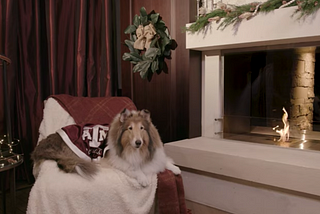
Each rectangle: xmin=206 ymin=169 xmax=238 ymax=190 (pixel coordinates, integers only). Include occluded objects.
xmin=119 ymin=0 xmax=201 ymax=142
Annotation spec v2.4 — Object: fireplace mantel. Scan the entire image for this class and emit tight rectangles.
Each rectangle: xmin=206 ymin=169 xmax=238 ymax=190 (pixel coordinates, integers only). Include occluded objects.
xmin=186 ymin=6 xmax=320 ymax=51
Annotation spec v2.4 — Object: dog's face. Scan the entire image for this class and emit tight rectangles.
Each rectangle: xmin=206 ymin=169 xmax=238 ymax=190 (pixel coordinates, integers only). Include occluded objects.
xmin=121 ymin=112 xmax=149 ymax=149
xmin=114 ymin=109 xmax=155 ymax=161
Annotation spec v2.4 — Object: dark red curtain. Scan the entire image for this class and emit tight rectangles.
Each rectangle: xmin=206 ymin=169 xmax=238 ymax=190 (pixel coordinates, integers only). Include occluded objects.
xmin=0 ymin=0 xmax=117 ymax=181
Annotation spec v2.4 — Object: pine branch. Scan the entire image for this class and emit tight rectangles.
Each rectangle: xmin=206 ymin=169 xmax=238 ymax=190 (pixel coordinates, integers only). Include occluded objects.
xmin=185 ymin=9 xmax=227 ymax=33
xmin=219 ymin=3 xmax=258 ymax=29
xmin=260 ymin=0 xmax=283 ymax=13
xmin=185 ymin=0 xmax=320 ymax=33
xmin=299 ymin=0 xmax=320 ymax=16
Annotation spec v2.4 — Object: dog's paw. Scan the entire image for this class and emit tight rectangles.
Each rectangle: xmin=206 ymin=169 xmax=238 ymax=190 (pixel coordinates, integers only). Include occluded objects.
xmin=171 ymin=165 xmax=181 ymax=175
xmin=167 ymin=163 xmax=181 ymax=175
xmin=137 ymin=174 xmax=149 ymax=187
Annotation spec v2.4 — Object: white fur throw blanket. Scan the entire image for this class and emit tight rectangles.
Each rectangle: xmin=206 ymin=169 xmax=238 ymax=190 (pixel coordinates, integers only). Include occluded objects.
xmin=27 ymin=161 xmax=157 ymax=214
xmin=27 ymin=98 xmax=157 ymax=214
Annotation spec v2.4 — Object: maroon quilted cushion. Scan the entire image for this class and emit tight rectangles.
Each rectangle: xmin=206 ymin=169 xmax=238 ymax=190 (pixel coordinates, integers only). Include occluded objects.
xmin=49 ymin=95 xmax=137 ymax=125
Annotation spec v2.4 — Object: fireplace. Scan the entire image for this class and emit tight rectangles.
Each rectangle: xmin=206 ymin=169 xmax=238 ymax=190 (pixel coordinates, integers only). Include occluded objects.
xmin=223 ymin=47 xmax=320 ymax=151
xmin=186 ymin=6 xmax=320 ymax=152
xmin=162 ymin=7 xmax=320 ymax=213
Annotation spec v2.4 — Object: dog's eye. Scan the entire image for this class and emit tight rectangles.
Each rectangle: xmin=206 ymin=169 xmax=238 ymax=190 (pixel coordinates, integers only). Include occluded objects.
xmin=128 ymin=126 xmax=132 ymax=130
xmin=140 ymin=126 xmax=144 ymax=130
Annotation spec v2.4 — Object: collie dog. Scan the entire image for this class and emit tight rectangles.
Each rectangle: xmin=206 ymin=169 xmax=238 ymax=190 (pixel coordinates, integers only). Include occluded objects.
xmin=103 ymin=108 xmax=181 ymax=187
xmin=31 ymin=108 xmax=180 ymax=185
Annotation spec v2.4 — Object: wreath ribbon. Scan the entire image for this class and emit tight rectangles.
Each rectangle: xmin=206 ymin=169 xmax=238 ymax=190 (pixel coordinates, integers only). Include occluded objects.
xmin=134 ymin=23 xmax=157 ymax=50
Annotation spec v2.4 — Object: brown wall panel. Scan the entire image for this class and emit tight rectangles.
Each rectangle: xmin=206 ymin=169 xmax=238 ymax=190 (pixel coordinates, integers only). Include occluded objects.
xmin=119 ymin=0 xmax=201 ymax=143
xmin=174 ymin=0 xmax=201 ymax=140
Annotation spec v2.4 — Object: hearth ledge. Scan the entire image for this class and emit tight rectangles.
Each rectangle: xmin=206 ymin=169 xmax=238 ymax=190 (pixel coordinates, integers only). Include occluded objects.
xmin=164 ymin=137 xmax=320 ymax=196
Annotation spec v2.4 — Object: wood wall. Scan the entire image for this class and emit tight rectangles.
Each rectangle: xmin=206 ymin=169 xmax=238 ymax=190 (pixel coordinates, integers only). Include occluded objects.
xmin=119 ymin=0 xmax=201 ymax=143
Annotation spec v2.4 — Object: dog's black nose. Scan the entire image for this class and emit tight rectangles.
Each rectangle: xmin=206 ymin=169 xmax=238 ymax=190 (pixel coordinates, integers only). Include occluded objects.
xmin=135 ymin=140 xmax=142 ymax=148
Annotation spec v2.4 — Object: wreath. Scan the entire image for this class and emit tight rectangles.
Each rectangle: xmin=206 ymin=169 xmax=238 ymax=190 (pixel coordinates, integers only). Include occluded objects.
xmin=122 ymin=7 xmax=178 ymax=81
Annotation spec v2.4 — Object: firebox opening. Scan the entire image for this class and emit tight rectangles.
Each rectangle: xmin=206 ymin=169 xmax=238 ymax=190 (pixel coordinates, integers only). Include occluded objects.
xmin=223 ymin=46 xmax=320 ymax=151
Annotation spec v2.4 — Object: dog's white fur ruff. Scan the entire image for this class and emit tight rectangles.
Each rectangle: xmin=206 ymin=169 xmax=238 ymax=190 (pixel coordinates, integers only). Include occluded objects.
xmin=102 ymin=109 xmax=181 ymax=187
xmin=107 ymin=144 xmax=180 ymax=187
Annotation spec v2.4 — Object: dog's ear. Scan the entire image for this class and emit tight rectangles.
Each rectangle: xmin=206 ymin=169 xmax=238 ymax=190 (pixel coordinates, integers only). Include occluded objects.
xmin=120 ymin=108 xmax=131 ymax=123
xmin=139 ymin=109 xmax=151 ymax=122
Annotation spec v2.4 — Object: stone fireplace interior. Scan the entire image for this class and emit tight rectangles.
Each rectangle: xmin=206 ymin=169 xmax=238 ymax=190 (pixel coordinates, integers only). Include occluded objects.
xmin=223 ymin=47 xmax=320 ymax=151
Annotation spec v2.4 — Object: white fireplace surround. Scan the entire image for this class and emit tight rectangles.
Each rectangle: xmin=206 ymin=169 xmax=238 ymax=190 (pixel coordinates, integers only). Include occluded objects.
xmin=164 ymin=6 xmax=320 ymax=214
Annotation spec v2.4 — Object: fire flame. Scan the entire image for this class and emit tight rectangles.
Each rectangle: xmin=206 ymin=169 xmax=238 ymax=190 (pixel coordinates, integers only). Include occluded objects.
xmin=273 ymin=107 xmax=290 ymax=142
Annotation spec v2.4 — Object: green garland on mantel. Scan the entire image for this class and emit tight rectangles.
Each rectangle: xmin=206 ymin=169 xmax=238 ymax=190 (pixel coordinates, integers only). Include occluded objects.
xmin=186 ymin=0 xmax=320 ymax=33
xmin=122 ymin=7 xmax=177 ymax=81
